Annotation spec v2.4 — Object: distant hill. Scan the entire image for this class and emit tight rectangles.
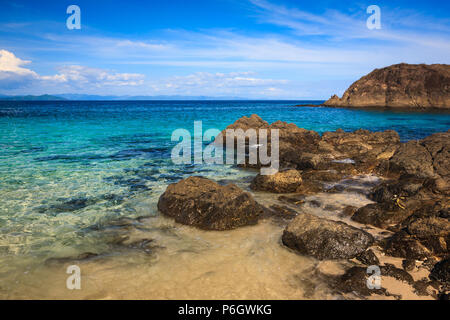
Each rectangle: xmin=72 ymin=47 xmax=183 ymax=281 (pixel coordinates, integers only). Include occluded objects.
xmin=324 ymin=63 xmax=450 ymax=109
xmin=0 ymin=94 xmax=66 ymax=101
xmin=56 ymin=94 xmax=249 ymax=101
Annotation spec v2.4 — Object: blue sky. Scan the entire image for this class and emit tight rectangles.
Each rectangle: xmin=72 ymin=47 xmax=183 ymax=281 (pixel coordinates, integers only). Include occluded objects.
xmin=0 ymin=0 xmax=449 ymax=99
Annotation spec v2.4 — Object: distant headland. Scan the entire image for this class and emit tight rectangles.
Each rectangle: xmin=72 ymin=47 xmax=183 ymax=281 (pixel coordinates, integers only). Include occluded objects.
xmin=323 ymin=63 xmax=450 ymax=109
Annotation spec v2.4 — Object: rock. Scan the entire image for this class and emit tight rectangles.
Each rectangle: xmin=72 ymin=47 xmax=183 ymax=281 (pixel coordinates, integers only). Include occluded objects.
xmin=340 ymin=205 xmax=358 ymax=217
xmin=218 ymin=114 xmax=269 ymax=143
xmin=402 ymin=259 xmax=416 ymax=272
xmin=421 ymin=131 xmax=450 ymax=178
xmin=429 ymin=258 xmax=450 ymax=283
xmin=389 ymin=141 xmax=436 ymax=178
xmin=268 ymin=204 xmax=298 ymax=219
xmin=301 ymin=170 xmax=345 ymax=183
xmin=384 ymin=231 xmax=431 ymax=260
xmin=351 ymin=202 xmax=414 ymax=229
xmin=45 ymin=252 xmax=99 ymax=266
xmin=356 ymin=249 xmax=380 ymax=266
xmin=322 ymin=129 xmax=400 ymax=161
xmin=294 ymin=179 xmax=325 ymax=194
xmin=406 ymin=217 xmax=450 ymax=256
xmin=282 ymin=213 xmax=374 ymax=260
xmin=334 ymin=266 xmax=386 ymax=296
xmin=381 ymin=264 xmax=414 ymax=285
xmin=323 ymin=63 xmax=450 ymax=109
xmin=157 ymin=176 xmax=263 ymax=230
xmin=278 ymin=194 xmax=306 ymax=205
xmin=250 ymin=169 xmax=302 ymax=193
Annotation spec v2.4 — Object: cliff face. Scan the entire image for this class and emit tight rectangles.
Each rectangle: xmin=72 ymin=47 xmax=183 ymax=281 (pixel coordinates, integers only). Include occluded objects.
xmin=324 ymin=63 xmax=450 ymax=109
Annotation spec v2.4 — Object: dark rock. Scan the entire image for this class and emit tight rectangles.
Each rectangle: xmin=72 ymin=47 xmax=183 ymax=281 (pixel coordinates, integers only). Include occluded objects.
xmin=340 ymin=205 xmax=358 ymax=217
xmin=381 ymin=264 xmax=414 ymax=285
xmin=282 ymin=213 xmax=374 ymax=260
xmin=157 ymin=176 xmax=263 ymax=230
xmin=45 ymin=252 xmax=98 ymax=266
xmin=334 ymin=266 xmax=386 ymax=296
xmin=389 ymin=141 xmax=435 ymax=178
xmin=250 ymin=169 xmax=302 ymax=193
xmin=405 ymin=217 xmax=450 ymax=256
xmin=278 ymin=194 xmax=306 ymax=205
xmin=356 ymin=249 xmax=380 ymax=266
xmin=429 ymin=258 xmax=450 ymax=283
xmin=351 ymin=202 xmax=414 ymax=229
xmin=307 ymin=200 xmax=322 ymax=208
xmin=402 ymin=259 xmax=416 ymax=272
xmin=384 ymin=231 xmax=431 ymax=260
xmin=412 ymin=279 xmax=434 ymax=297
xmin=268 ymin=205 xmax=298 ymax=219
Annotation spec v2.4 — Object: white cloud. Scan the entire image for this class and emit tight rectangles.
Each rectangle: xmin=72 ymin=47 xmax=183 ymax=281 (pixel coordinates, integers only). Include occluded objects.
xmin=148 ymin=71 xmax=289 ymax=97
xmin=0 ymin=49 xmax=145 ymax=91
xmin=0 ymin=49 xmax=39 ymax=88
xmin=42 ymin=65 xmax=145 ymax=87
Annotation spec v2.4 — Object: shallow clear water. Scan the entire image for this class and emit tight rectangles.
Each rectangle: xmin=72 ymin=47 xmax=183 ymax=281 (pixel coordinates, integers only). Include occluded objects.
xmin=0 ymin=100 xmax=449 ymax=299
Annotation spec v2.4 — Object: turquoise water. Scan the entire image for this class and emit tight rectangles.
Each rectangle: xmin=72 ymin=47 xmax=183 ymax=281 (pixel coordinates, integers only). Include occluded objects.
xmin=0 ymin=100 xmax=449 ymax=298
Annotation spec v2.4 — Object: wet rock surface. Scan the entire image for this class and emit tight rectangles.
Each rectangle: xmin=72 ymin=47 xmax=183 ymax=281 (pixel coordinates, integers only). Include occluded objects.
xmin=282 ymin=213 xmax=374 ymax=260
xmin=158 ymin=176 xmax=263 ymax=230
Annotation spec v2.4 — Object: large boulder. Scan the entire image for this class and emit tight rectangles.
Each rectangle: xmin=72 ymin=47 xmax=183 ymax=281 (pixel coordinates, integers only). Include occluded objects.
xmin=351 ymin=202 xmax=415 ymax=229
xmin=421 ymin=131 xmax=450 ymax=193
xmin=157 ymin=176 xmax=263 ymax=230
xmin=389 ymin=141 xmax=436 ymax=178
xmin=384 ymin=231 xmax=432 ymax=260
xmin=323 ymin=63 xmax=450 ymax=109
xmin=282 ymin=213 xmax=374 ymax=260
xmin=322 ymin=129 xmax=400 ymax=160
xmin=250 ymin=169 xmax=302 ymax=193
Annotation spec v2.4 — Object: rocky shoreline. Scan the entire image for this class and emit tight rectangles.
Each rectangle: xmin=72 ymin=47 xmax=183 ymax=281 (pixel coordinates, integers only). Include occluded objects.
xmin=158 ymin=114 xmax=449 ymax=300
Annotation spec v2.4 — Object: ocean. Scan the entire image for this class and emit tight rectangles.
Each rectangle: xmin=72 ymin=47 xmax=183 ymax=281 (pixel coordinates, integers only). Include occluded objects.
xmin=0 ymin=100 xmax=449 ymax=299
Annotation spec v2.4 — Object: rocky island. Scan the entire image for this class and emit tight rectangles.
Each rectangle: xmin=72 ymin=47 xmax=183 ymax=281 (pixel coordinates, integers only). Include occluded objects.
xmin=324 ymin=63 xmax=450 ymax=109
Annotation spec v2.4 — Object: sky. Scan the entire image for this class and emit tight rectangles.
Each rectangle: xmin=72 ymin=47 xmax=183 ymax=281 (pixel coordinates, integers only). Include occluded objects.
xmin=0 ymin=0 xmax=449 ymax=99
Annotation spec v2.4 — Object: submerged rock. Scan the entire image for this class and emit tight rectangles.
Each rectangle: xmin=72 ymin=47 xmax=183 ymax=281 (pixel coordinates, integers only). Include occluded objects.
xmin=282 ymin=213 xmax=374 ymax=260
xmin=323 ymin=63 xmax=450 ymax=109
xmin=157 ymin=176 xmax=263 ymax=230
xmin=250 ymin=169 xmax=302 ymax=193
xmin=268 ymin=204 xmax=298 ymax=219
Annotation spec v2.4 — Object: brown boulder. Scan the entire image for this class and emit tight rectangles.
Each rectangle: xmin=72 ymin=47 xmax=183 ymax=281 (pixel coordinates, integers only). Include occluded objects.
xmin=282 ymin=213 xmax=374 ymax=260
xmin=157 ymin=176 xmax=263 ymax=230
xmin=389 ymin=141 xmax=436 ymax=178
xmin=250 ymin=169 xmax=302 ymax=193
